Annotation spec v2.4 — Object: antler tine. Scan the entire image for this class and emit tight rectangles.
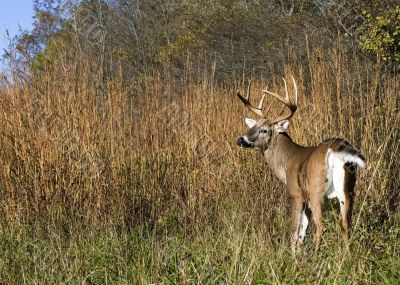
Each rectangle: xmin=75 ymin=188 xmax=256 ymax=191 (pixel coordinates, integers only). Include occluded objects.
xmin=237 ymin=80 xmax=265 ymax=118
xmin=263 ymin=78 xmax=290 ymax=105
xmin=257 ymin=93 xmax=266 ymax=110
xmin=246 ymin=79 xmax=252 ymax=101
xmin=262 ymin=75 xmax=298 ymax=123
xmin=282 ymin=78 xmax=290 ymax=103
xmin=291 ymin=74 xmax=298 ymax=105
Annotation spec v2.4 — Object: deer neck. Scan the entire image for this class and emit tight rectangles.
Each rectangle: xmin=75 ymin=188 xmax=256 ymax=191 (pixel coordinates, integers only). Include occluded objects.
xmin=262 ymin=132 xmax=302 ymax=184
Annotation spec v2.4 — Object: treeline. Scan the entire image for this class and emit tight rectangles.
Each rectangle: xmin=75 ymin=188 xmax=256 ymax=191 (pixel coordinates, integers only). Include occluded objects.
xmin=3 ymin=0 xmax=400 ymax=85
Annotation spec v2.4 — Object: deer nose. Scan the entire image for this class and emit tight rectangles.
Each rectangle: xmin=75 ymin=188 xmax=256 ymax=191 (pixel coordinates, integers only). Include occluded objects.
xmin=237 ymin=136 xmax=252 ymax=148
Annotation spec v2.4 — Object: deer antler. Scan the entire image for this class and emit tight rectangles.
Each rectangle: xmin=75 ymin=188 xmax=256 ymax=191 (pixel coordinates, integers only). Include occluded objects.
xmin=263 ymin=75 xmax=298 ymax=123
xmin=237 ymin=80 xmax=266 ymax=118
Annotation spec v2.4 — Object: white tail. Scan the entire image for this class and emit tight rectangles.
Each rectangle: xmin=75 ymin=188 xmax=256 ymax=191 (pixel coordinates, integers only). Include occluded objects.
xmin=329 ymin=150 xmax=366 ymax=169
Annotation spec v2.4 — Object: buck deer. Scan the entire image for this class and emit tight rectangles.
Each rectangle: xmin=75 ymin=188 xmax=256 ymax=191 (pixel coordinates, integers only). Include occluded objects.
xmin=236 ymin=75 xmax=365 ymax=253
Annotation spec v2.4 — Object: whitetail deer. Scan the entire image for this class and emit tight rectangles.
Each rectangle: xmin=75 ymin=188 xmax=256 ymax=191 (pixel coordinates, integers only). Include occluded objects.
xmin=236 ymin=75 xmax=365 ymax=253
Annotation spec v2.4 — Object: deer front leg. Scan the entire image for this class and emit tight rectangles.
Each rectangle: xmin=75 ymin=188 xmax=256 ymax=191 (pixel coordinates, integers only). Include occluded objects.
xmin=291 ymin=197 xmax=304 ymax=254
xmin=309 ymin=195 xmax=324 ymax=251
xmin=298 ymin=207 xmax=310 ymax=245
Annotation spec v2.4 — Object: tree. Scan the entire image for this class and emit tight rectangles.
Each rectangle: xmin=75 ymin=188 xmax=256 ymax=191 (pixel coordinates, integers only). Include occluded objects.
xmin=360 ymin=5 xmax=400 ymax=63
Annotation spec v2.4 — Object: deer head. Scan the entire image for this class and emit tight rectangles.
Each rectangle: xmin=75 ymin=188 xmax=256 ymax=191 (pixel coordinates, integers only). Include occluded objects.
xmin=236 ymin=75 xmax=298 ymax=149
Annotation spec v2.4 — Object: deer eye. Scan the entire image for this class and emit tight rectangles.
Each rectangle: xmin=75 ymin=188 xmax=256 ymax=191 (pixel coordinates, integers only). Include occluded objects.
xmin=259 ymin=129 xmax=268 ymax=134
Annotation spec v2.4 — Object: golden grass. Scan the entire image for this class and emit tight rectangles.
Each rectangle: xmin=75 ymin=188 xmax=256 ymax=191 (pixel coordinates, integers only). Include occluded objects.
xmin=0 ymin=46 xmax=399 ymax=283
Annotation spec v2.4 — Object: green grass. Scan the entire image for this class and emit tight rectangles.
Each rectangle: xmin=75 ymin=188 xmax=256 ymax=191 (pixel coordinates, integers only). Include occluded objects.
xmin=0 ymin=206 xmax=399 ymax=284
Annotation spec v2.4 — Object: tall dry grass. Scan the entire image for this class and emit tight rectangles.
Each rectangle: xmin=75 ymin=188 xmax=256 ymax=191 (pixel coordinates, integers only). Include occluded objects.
xmin=0 ymin=45 xmax=399 ymax=283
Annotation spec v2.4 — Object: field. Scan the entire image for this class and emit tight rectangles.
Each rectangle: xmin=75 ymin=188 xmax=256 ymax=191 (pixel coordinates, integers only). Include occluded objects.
xmin=0 ymin=46 xmax=399 ymax=284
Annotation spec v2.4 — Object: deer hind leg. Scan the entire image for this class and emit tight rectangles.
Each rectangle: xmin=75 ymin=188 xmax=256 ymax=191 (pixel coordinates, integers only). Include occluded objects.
xmin=335 ymin=163 xmax=356 ymax=240
xmin=333 ymin=162 xmax=356 ymax=240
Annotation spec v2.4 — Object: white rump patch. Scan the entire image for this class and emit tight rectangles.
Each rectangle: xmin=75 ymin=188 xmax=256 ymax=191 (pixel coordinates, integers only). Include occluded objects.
xmin=325 ymin=149 xmax=363 ymax=200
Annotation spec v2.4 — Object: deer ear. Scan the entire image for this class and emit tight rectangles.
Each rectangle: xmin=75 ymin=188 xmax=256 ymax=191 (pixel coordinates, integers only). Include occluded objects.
xmin=245 ymin=118 xmax=257 ymax=128
xmin=274 ymin=120 xmax=289 ymax=132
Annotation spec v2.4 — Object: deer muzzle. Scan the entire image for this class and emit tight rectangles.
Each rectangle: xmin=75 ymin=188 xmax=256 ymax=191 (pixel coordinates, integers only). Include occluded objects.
xmin=237 ymin=136 xmax=252 ymax=148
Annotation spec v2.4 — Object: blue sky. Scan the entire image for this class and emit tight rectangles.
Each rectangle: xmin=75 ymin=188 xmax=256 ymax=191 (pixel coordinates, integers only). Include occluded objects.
xmin=0 ymin=1 xmax=34 ymax=55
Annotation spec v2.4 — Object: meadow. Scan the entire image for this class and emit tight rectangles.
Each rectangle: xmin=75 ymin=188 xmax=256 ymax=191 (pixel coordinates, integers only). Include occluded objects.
xmin=0 ymin=45 xmax=399 ymax=284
